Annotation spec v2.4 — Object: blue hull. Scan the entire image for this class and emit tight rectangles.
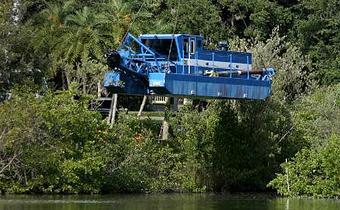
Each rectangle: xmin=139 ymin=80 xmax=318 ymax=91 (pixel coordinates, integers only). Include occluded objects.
xmin=149 ymin=73 xmax=271 ymax=100
xmin=104 ymin=72 xmax=271 ymax=100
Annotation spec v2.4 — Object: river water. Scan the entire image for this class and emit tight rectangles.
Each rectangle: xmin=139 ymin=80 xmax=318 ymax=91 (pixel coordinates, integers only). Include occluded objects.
xmin=0 ymin=194 xmax=339 ymax=210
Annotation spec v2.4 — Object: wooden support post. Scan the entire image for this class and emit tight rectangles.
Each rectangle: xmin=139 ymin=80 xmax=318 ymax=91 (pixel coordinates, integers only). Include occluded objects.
xmin=137 ymin=95 xmax=147 ymax=118
xmin=183 ymin=98 xmax=192 ymax=105
xmin=107 ymin=99 xmax=113 ymax=124
xmin=107 ymin=94 xmax=118 ymax=125
xmin=159 ymin=97 xmax=171 ymax=141
xmin=111 ymin=94 xmax=118 ymax=126
xmin=172 ymin=97 xmax=178 ymax=112
xmin=164 ymin=97 xmax=171 ymax=119
xmin=107 ymin=96 xmax=113 ymax=124
xmin=161 ymin=120 xmax=169 ymax=141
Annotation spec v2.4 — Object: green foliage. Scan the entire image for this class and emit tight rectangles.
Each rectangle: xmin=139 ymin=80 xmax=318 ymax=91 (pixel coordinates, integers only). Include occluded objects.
xmin=0 ymin=88 xmax=203 ymax=193
xmin=268 ymin=135 xmax=340 ymax=197
xmin=0 ymin=87 xmax=295 ymax=194
xmin=217 ymin=0 xmax=295 ymax=39
xmin=167 ymin=99 xmax=295 ymax=192
xmin=0 ymin=13 xmax=49 ymax=99
xmin=293 ymin=0 xmax=340 ymax=85
xmin=269 ymin=84 xmax=340 ymax=197
xmin=161 ymin=0 xmax=222 ymax=39
xmin=0 ymin=86 xmax=107 ymax=193
xmin=291 ymin=84 xmax=340 ymax=147
xmin=230 ymin=29 xmax=314 ymax=103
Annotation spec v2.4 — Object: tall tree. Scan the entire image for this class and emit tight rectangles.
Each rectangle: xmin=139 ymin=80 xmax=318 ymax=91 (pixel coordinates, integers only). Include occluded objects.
xmin=292 ymin=0 xmax=340 ymax=85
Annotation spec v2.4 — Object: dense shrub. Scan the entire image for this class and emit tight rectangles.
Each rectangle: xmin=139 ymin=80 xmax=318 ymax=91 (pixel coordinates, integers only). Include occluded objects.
xmin=269 ymin=84 xmax=340 ymax=197
xmin=0 ymin=88 xmax=206 ymax=193
xmin=268 ymin=135 xmax=340 ymax=197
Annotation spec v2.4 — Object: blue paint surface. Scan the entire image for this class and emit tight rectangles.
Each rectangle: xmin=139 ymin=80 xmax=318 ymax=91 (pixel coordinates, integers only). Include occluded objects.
xmin=148 ymin=73 xmax=271 ymax=100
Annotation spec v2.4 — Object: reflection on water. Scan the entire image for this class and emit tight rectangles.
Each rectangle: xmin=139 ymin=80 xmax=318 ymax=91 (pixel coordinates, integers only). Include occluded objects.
xmin=0 ymin=194 xmax=339 ymax=210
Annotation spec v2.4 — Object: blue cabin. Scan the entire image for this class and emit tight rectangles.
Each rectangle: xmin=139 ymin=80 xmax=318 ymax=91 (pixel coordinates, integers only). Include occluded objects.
xmin=103 ymin=33 xmax=275 ymax=100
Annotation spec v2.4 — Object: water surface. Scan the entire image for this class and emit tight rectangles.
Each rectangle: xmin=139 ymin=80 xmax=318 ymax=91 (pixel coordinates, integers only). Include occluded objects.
xmin=0 ymin=194 xmax=339 ymax=210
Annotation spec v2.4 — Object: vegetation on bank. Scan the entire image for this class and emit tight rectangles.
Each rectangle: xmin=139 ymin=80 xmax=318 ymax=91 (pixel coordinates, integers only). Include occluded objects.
xmin=0 ymin=0 xmax=339 ymax=197
xmin=269 ymin=85 xmax=340 ymax=198
xmin=0 ymin=83 xmax=338 ymax=195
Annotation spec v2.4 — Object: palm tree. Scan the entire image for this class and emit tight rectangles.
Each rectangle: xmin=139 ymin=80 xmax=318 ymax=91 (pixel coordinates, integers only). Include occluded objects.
xmin=59 ymin=6 xmax=112 ymax=62
xmin=96 ymin=0 xmax=133 ymax=44
xmin=32 ymin=1 xmax=111 ymax=91
xmin=54 ymin=0 xmax=144 ymax=94
xmin=32 ymin=0 xmax=152 ymax=94
xmin=30 ymin=0 xmax=76 ymax=87
xmin=39 ymin=0 xmax=75 ymax=28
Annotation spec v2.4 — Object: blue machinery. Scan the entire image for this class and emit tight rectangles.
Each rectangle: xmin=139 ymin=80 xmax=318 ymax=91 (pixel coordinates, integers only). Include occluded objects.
xmin=103 ymin=33 xmax=275 ymax=100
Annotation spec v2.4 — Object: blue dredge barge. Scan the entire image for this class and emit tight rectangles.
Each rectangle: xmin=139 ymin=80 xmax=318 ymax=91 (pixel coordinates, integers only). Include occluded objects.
xmin=104 ymin=33 xmax=275 ymax=100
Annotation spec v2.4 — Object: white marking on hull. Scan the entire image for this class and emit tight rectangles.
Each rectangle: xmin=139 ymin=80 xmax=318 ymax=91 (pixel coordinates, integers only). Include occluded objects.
xmin=184 ymin=59 xmax=252 ymax=70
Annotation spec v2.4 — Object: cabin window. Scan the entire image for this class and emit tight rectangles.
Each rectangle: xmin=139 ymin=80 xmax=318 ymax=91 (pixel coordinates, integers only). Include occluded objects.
xmin=184 ymin=39 xmax=189 ymax=54
xmin=190 ymin=40 xmax=196 ymax=54
xmin=142 ymin=39 xmax=178 ymax=61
